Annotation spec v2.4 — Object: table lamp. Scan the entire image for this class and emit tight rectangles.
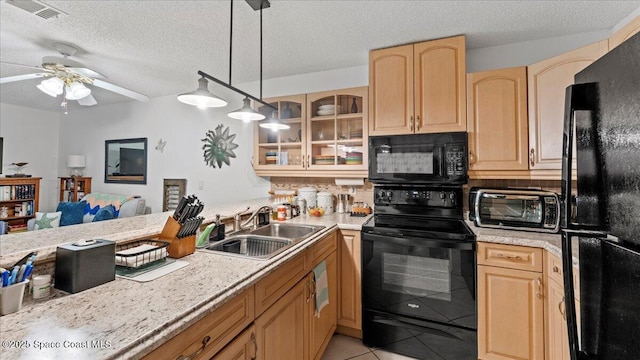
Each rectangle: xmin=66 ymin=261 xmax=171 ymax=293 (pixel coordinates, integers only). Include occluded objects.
xmin=67 ymin=155 xmax=86 ymax=176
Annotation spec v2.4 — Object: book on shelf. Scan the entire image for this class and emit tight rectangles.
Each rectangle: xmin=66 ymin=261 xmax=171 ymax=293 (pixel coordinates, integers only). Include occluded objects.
xmin=8 ymin=224 xmax=28 ymax=233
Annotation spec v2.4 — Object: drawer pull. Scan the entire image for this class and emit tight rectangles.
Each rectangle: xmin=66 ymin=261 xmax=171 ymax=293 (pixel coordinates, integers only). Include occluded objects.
xmin=496 ymin=253 xmax=524 ymax=261
xmin=177 ymin=335 xmax=211 ymax=360
xmin=250 ymin=332 xmax=258 ymax=360
xmin=410 ymin=116 xmax=415 ymax=131
xmin=559 ymin=296 xmax=566 ymax=320
xmin=536 ymin=278 xmax=542 ymax=299
xmin=553 ymin=265 xmax=560 ymax=273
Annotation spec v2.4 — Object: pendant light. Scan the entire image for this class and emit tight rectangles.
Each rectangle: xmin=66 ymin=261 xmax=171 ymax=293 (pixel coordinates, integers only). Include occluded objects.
xmin=182 ymin=0 xmax=278 ymax=123
xmin=228 ymin=97 xmax=265 ymax=121
xmin=259 ymin=110 xmax=290 ymax=131
xmin=177 ymin=76 xmax=228 ymax=109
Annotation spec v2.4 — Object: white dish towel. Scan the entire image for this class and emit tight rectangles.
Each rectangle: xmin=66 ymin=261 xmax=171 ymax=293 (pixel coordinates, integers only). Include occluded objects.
xmin=313 ymin=260 xmax=329 ymax=318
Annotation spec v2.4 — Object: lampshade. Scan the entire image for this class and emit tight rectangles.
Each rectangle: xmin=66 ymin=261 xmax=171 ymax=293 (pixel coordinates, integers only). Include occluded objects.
xmin=67 ymin=155 xmax=86 ymax=168
xmin=36 ymin=77 xmax=64 ymax=97
xmin=259 ymin=110 xmax=290 ymax=131
xmin=228 ymin=97 xmax=266 ymax=122
xmin=177 ymin=77 xmax=228 ymax=109
xmin=65 ymin=82 xmax=91 ymax=100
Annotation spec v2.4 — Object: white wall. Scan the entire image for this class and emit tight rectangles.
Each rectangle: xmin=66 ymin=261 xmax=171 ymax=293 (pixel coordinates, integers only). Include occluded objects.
xmin=56 ymin=91 xmax=271 ymax=213
xmin=0 ymin=103 xmax=60 ymax=211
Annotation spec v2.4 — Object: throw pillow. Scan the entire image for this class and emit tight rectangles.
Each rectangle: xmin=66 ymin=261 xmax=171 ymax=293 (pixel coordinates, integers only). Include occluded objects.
xmin=33 ymin=211 xmax=62 ymax=230
xmin=56 ymin=200 xmax=86 ymax=226
xmin=92 ymin=205 xmax=116 ymax=222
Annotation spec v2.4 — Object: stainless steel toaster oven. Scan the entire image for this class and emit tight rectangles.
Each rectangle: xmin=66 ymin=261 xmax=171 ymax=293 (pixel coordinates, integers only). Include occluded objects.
xmin=469 ymin=188 xmax=560 ymax=233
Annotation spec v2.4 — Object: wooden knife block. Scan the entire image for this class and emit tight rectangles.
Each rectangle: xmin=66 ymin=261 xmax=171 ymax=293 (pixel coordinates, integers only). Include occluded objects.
xmin=158 ymin=216 xmax=195 ymax=258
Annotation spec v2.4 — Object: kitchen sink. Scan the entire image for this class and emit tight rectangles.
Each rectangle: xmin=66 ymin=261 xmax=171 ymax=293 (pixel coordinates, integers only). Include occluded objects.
xmin=198 ymin=223 xmax=326 ymax=260
xmin=249 ymin=223 xmax=325 ymax=241
xmin=201 ymin=235 xmax=293 ymax=260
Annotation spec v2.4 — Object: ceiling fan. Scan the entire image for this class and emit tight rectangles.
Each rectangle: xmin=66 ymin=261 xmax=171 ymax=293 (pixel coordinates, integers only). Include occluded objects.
xmin=0 ymin=42 xmax=149 ymax=107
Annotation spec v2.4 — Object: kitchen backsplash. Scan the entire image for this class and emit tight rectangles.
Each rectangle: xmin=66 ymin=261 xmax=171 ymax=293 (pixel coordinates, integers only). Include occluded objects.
xmin=270 ymin=177 xmax=374 ymax=206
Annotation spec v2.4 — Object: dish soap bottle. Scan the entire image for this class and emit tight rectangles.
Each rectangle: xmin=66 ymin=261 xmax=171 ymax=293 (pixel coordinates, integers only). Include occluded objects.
xmin=196 ymin=222 xmax=216 ymax=248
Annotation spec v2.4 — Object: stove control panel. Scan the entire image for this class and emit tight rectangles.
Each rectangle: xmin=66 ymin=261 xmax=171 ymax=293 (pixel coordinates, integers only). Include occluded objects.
xmin=375 ymin=187 xmax=460 ymax=208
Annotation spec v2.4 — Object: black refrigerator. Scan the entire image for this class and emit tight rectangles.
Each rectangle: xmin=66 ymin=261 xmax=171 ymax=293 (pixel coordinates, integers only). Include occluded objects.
xmin=561 ymin=32 xmax=640 ymax=360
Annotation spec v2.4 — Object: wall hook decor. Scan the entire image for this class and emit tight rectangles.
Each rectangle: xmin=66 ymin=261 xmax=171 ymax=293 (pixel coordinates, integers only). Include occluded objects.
xmin=201 ymin=124 xmax=238 ymax=168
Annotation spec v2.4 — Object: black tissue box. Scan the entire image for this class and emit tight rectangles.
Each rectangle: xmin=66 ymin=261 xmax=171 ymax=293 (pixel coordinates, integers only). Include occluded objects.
xmin=55 ymin=239 xmax=115 ymax=293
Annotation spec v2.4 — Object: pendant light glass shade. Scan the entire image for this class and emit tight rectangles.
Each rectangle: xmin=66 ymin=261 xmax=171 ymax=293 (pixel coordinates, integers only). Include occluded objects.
xmin=65 ymin=81 xmax=91 ymax=100
xmin=37 ymin=77 xmax=64 ymax=97
xmin=177 ymin=77 xmax=228 ymax=109
xmin=259 ymin=110 xmax=290 ymax=131
xmin=228 ymin=97 xmax=266 ymax=122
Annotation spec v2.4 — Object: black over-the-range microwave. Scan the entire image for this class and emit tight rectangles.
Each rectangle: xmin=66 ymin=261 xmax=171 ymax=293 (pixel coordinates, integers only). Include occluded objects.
xmin=368 ymin=132 xmax=468 ymax=185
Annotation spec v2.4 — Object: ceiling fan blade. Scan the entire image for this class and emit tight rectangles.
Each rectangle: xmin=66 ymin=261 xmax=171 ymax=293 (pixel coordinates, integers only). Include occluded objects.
xmin=0 ymin=73 xmax=49 ymax=84
xmin=1 ymin=61 xmax=44 ymax=71
xmin=92 ymin=79 xmax=149 ymax=102
xmin=68 ymin=67 xmax=106 ymax=79
xmin=77 ymin=94 xmax=97 ymax=106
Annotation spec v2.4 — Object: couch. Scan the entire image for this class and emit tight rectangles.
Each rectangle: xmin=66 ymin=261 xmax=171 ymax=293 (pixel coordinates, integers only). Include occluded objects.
xmin=27 ymin=193 xmax=150 ymax=231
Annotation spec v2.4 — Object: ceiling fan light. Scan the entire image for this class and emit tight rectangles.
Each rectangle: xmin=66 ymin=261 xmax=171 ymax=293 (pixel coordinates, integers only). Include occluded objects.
xmin=259 ymin=111 xmax=290 ymax=131
xmin=68 ymin=81 xmax=91 ymax=100
xmin=37 ymin=77 xmax=64 ymax=97
xmin=177 ymin=77 xmax=228 ymax=108
xmin=228 ymin=97 xmax=266 ymax=122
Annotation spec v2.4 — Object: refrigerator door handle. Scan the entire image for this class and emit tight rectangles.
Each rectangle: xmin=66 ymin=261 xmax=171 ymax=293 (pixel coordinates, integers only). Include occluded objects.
xmin=561 ymin=83 xmax=598 ymax=229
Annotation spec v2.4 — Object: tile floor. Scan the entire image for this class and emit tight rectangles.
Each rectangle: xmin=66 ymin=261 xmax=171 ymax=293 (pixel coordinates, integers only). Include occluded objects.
xmin=321 ymin=334 xmax=417 ymax=360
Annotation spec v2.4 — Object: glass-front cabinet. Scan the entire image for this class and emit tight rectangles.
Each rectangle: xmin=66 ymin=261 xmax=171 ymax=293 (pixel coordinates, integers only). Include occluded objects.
xmin=307 ymin=87 xmax=368 ymax=171
xmin=252 ymin=87 xmax=368 ymax=177
xmin=254 ymin=94 xmax=306 ymax=171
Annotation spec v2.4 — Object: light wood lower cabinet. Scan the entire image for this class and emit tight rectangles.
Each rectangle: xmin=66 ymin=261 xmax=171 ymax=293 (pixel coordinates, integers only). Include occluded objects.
xmin=477 ymin=242 xmax=544 ymax=360
xmin=255 ymin=278 xmax=309 ymax=360
xmin=142 ymin=287 xmax=255 ymax=360
xmin=212 ymin=325 xmax=257 ymax=360
xmin=336 ymin=229 xmax=362 ymax=338
xmin=545 ymin=252 xmax=581 ymax=360
xmin=309 ymin=251 xmax=337 ymax=360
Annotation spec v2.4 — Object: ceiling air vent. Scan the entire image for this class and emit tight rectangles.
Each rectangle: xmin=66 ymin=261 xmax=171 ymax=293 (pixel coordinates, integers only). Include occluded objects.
xmin=4 ymin=0 xmax=67 ymax=19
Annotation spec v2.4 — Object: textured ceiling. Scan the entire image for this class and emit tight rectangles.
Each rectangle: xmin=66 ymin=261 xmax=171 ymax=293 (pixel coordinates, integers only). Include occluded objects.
xmin=1 ymin=0 xmax=639 ymax=111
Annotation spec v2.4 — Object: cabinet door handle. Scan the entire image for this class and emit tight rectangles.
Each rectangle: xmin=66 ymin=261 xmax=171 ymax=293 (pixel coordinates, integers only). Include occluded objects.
xmin=559 ymin=296 xmax=567 ymax=320
xmin=416 ymin=115 xmax=421 ymax=131
xmin=409 ymin=116 xmax=415 ymax=132
xmin=553 ymin=265 xmax=560 ymax=273
xmin=306 ymin=280 xmax=311 ymax=303
xmin=496 ymin=253 xmax=524 ymax=261
xmin=536 ymin=277 xmax=542 ymax=299
xmin=176 ymin=335 xmax=211 ymax=360
xmin=530 ymin=148 xmax=535 ymax=167
xmin=250 ymin=332 xmax=258 ymax=360
xmin=307 ymin=155 xmax=311 ymax=168
xmin=469 ymin=151 xmax=475 ymax=165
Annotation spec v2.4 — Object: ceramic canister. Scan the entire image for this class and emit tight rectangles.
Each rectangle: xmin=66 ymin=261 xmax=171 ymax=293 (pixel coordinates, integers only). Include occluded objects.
xmin=317 ymin=191 xmax=334 ymax=214
xmin=298 ymin=187 xmax=317 ymax=210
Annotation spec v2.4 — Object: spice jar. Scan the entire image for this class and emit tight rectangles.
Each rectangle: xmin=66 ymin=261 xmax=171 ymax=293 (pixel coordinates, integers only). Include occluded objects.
xmin=277 ymin=205 xmax=286 ymax=221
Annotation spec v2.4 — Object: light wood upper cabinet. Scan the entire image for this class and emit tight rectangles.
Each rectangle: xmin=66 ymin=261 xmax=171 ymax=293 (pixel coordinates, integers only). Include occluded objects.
xmin=369 ymin=35 xmax=466 ymax=135
xmin=467 ymin=67 xmax=529 ymax=173
xmin=609 ymin=15 xmax=640 ymax=50
xmin=369 ymin=44 xmax=414 ymax=135
xmin=527 ymin=41 xmax=608 ymax=171
xmin=414 ymin=36 xmax=467 ymax=133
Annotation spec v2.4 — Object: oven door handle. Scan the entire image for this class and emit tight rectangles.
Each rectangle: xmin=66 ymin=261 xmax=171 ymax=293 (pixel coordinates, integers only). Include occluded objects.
xmin=371 ymin=314 xmax=465 ymax=341
xmin=363 ymin=232 xmax=474 ymax=250
xmin=482 ymin=193 xmax=539 ymax=200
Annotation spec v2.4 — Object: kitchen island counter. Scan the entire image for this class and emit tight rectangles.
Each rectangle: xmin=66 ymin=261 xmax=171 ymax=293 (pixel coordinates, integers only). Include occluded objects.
xmin=0 ymin=199 xmax=370 ymax=360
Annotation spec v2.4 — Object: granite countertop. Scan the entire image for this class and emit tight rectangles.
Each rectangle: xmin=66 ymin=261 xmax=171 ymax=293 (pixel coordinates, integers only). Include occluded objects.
xmin=0 ymin=202 xmax=370 ymax=360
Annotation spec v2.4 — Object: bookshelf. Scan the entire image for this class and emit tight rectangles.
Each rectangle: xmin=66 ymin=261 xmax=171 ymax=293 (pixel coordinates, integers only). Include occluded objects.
xmin=59 ymin=177 xmax=92 ymax=202
xmin=0 ymin=177 xmax=41 ymax=233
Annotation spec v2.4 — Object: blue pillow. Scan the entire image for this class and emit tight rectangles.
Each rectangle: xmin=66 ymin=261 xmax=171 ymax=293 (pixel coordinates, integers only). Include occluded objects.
xmin=92 ymin=205 xmax=115 ymax=222
xmin=56 ymin=200 xmax=86 ymax=226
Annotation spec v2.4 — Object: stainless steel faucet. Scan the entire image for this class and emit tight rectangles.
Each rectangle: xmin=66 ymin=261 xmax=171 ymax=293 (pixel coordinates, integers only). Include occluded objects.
xmin=239 ymin=205 xmax=273 ymax=231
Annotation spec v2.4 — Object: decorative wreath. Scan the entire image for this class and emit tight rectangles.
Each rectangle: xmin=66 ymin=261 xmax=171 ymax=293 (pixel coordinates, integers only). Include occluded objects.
xmin=201 ymin=124 xmax=239 ymax=169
